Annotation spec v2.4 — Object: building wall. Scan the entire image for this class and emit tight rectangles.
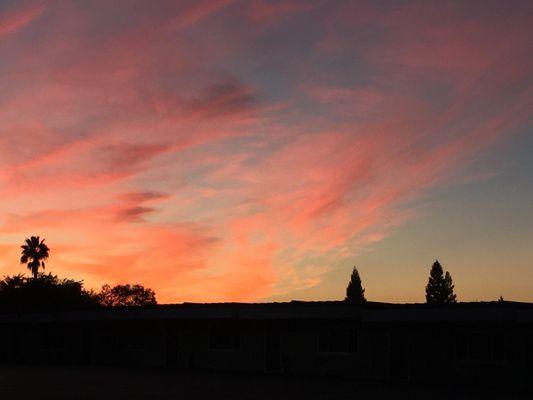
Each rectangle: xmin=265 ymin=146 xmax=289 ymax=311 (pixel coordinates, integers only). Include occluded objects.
xmin=0 ymin=315 xmax=531 ymax=388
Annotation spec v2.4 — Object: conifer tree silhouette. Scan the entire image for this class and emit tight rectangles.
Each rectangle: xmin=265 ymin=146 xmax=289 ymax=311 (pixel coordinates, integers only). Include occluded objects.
xmin=345 ymin=266 xmax=366 ymax=303
xmin=425 ymin=260 xmax=457 ymax=304
xmin=443 ymin=271 xmax=457 ymax=302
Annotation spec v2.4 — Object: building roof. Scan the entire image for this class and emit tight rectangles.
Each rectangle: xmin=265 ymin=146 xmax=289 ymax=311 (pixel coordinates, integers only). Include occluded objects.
xmin=1 ymin=300 xmax=533 ymax=324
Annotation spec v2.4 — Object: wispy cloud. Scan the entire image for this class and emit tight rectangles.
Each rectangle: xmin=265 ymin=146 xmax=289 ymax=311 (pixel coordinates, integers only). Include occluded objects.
xmin=0 ymin=2 xmax=44 ymax=37
xmin=0 ymin=1 xmax=530 ymax=302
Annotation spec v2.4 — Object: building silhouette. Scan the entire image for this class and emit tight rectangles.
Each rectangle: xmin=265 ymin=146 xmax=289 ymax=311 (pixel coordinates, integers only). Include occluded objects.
xmin=0 ymin=301 xmax=532 ymax=388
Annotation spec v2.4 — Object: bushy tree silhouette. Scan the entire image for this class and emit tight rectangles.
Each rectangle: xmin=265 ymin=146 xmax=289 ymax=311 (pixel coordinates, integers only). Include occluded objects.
xmin=0 ymin=273 xmax=99 ymax=312
xmin=425 ymin=260 xmax=457 ymax=304
xmin=20 ymin=236 xmax=50 ymax=279
xmin=345 ymin=266 xmax=366 ymax=304
xmin=98 ymin=284 xmax=157 ymax=307
xmin=1 ymin=239 xmax=157 ymax=311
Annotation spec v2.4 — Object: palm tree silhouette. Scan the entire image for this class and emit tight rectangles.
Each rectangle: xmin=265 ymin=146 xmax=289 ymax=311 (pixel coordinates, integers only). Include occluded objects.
xmin=20 ymin=236 xmax=50 ymax=279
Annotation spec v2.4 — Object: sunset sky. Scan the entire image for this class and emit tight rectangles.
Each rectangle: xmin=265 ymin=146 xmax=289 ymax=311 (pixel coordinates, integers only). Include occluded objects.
xmin=0 ymin=0 xmax=531 ymax=303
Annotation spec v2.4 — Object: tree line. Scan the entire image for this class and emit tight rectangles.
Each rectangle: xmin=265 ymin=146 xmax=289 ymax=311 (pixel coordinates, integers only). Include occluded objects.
xmin=345 ymin=260 xmax=458 ymax=304
xmin=0 ymin=236 xmax=156 ymax=312
xmin=0 ymin=235 xmax=493 ymax=311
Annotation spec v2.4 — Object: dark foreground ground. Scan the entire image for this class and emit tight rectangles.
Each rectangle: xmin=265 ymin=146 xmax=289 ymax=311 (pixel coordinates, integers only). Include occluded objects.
xmin=0 ymin=365 xmax=529 ymax=400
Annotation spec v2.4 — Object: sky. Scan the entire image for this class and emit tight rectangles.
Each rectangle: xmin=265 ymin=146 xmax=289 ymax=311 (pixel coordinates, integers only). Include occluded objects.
xmin=0 ymin=0 xmax=531 ymax=304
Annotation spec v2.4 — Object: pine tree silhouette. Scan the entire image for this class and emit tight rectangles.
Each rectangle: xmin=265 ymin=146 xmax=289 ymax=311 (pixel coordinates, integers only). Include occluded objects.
xmin=345 ymin=266 xmax=366 ymax=304
xmin=425 ymin=260 xmax=457 ymax=304
xmin=443 ymin=271 xmax=456 ymax=303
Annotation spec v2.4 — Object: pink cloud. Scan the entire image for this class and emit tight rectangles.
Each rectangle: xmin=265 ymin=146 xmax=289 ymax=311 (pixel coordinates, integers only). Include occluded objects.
xmin=0 ymin=3 xmax=44 ymax=37
xmin=0 ymin=1 xmax=530 ymax=302
xmin=163 ymin=0 xmax=236 ymax=32
xmin=245 ymin=0 xmax=313 ymax=27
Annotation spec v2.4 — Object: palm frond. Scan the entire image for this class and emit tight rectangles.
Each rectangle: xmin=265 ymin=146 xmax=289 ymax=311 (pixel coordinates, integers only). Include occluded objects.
xmin=31 ymin=236 xmax=40 ymax=247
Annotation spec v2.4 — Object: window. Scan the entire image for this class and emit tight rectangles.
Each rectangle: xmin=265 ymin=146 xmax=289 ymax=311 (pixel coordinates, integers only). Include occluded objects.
xmin=469 ymin=333 xmax=491 ymax=361
xmin=456 ymin=331 xmax=505 ymax=362
xmin=118 ymin=327 xmax=145 ymax=350
xmin=319 ymin=327 xmax=357 ymax=353
xmin=209 ymin=324 xmax=240 ymax=350
xmin=493 ymin=332 xmax=505 ymax=361
xmin=41 ymin=325 xmax=65 ymax=349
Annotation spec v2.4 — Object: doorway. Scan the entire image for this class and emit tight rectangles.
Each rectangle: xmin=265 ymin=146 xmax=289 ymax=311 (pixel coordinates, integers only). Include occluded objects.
xmin=390 ymin=331 xmax=409 ymax=380
xmin=166 ymin=327 xmax=178 ymax=368
xmin=265 ymin=328 xmax=282 ymax=373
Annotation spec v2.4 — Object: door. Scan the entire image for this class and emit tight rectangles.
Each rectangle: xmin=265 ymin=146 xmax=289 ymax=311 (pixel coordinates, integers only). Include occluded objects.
xmin=81 ymin=326 xmax=92 ymax=364
xmin=265 ymin=328 xmax=282 ymax=373
xmin=390 ymin=331 xmax=409 ymax=380
xmin=166 ymin=326 xmax=178 ymax=368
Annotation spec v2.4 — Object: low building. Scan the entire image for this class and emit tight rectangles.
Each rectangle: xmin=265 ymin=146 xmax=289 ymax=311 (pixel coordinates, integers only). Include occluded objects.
xmin=1 ymin=301 xmax=532 ymax=387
